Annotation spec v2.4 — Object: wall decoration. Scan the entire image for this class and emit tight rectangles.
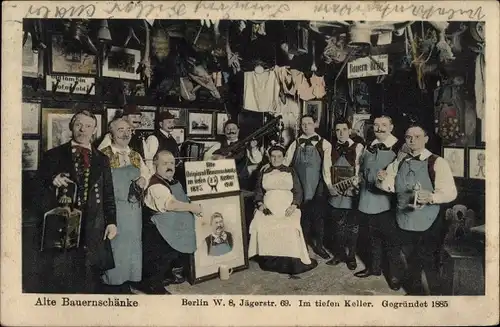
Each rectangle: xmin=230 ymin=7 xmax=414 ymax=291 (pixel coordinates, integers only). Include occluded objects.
xmin=468 ymin=148 xmax=485 ymax=180
xmin=347 ymin=54 xmax=388 ymax=79
xmin=442 ymin=147 xmax=465 ymax=178
xmin=50 ymin=35 xmax=97 ymax=75
xmin=22 ymin=140 xmax=40 ymax=171
xmin=45 ymin=75 xmax=96 ymax=95
xmin=42 ymin=109 xmax=102 ymax=151
xmin=216 ymin=113 xmax=229 ymax=135
xmin=190 ymin=194 xmax=248 ymax=284
xmin=22 ymin=102 xmax=41 ymax=134
xmin=139 ymin=111 xmax=155 ymax=130
xmin=303 ymin=100 xmax=323 ymax=124
xmin=188 ymin=111 xmax=214 ymax=137
xmin=351 ymin=113 xmax=372 ymax=141
xmin=171 ymin=128 xmax=185 ymax=144
xmin=103 ymin=46 xmax=141 ymax=80
xmin=351 ymin=79 xmax=370 ymax=114
xmin=22 ymin=33 xmax=39 ymax=78
xmin=159 ymin=107 xmax=187 ymax=127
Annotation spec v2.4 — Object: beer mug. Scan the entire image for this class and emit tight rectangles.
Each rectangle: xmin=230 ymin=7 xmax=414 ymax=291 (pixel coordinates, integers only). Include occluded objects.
xmin=219 ymin=265 xmax=233 ymax=280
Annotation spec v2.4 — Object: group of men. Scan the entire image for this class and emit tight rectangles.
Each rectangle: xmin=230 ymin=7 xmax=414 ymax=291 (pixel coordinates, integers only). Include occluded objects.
xmin=36 ymin=105 xmax=457 ymax=295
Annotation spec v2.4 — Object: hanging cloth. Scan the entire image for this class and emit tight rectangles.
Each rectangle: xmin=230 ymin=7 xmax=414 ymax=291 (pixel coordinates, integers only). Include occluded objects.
xmin=243 ymin=66 xmax=280 ymax=113
xmin=475 ymin=46 xmax=485 ymax=120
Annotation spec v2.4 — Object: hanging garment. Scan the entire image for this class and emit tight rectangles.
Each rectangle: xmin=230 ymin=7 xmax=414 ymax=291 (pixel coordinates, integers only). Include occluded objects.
xmin=475 ymin=51 xmax=485 ymax=120
xmin=310 ymin=74 xmax=326 ymax=99
xmin=275 ymin=66 xmax=296 ymax=96
xmin=243 ymin=67 xmax=280 ymax=113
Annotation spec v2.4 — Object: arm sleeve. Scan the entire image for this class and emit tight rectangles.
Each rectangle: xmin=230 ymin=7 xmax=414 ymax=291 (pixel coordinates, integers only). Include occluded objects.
xmin=102 ymin=157 xmax=117 ymax=226
xmin=376 ymin=158 xmax=399 ymax=193
xmin=246 ymin=147 xmax=263 ymax=164
xmin=144 ymin=135 xmax=159 ymax=173
xmin=283 ymin=141 xmax=296 ymax=167
xmin=98 ymin=133 xmax=112 ymax=151
xmin=253 ymin=170 xmax=265 ymax=205
xmin=144 ymin=185 xmax=174 ymax=213
xmin=431 ymin=157 xmax=458 ymax=204
xmin=203 ymin=143 xmax=221 ymax=161
xmin=291 ymin=168 xmax=303 ymax=206
xmin=322 ymin=141 xmax=333 ymax=189
xmin=355 ymin=143 xmax=364 ymax=176
xmin=139 ymin=157 xmax=152 ymax=182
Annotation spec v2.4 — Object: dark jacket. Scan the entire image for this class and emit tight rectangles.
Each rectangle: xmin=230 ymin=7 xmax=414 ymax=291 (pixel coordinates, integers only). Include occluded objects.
xmin=205 ymin=232 xmax=234 ymax=253
xmin=37 ymin=142 xmax=117 ymax=270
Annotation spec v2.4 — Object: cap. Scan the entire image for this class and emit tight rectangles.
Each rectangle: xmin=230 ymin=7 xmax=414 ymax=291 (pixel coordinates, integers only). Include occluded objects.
xmin=158 ymin=111 xmax=176 ymax=121
xmin=123 ymin=104 xmax=142 ymax=115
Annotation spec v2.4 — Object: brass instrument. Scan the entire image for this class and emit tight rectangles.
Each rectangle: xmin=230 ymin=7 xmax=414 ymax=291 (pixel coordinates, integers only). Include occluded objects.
xmin=213 ymin=115 xmax=283 ymax=159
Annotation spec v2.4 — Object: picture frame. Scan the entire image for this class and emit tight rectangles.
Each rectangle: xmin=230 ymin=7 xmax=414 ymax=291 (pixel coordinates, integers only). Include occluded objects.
xmin=216 ymin=113 xmax=230 ymax=135
xmin=442 ymin=146 xmax=465 ymax=178
xmin=351 ymin=113 xmax=372 ymax=141
xmin=22 ymin=139 xmax=40 ymax=171
xmin=189 ymin=192 xmax=249 ymax=284
xmin=188 ymin=111 xmax=214 ymax=137
xmin=106 ymin=108 xmax=121 ymax=125
xmin=303 ymin=100 xmax=323 ymax=125
xmin=171 ymin=128 xmax=185 ymax=144
xmin=103 ymin=46 xmax=141 ymax=80
xmin=42 ymin=109 xmax=102 ymax=151
xmin=468 ymin=148 xmax=486 ymax=180
xmin=22 ymin=102 xmax=41 ymax=134
xmin=50 ymin=35 xmax=97 ymax=75
xmin=159 ymin=107 xmax=188 ymax=127
xmin=22 ymin=33 xmax=39 ymax=78
xmin=139 ymin=111 xmax=156 ymax=130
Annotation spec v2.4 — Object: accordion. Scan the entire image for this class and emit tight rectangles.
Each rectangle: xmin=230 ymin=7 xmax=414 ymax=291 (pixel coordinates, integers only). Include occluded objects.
xmin=40 ymin=182 xmax=82 ymax=251
xmin=331 ymin=166 xmax=357 ymax=194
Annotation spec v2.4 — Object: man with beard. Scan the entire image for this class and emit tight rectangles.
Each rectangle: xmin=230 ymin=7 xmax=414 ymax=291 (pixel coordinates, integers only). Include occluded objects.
xmin=325 ymin=119 xmax=364 ymax=270
xmin=144 ymin=111 xmax=180 ymax=173
xmin=377 ymin=124 xmax=457 ymax=295
xmin=203 ymin=120 xmax=263 ymax=188
xmin=140 ymin=150 xmax=203 ymax=294
xmin=98 ymin=104 xmax=146 ymax=160
xmin=283 ymin=115 xmax=332 ymax=259
xmin=37 ymin=110 xmax=117 ymax=293
xmin=205 ymin=213 xmax=234 ymax=256
xmin=353 ymin=115 xmax=404 ymax=290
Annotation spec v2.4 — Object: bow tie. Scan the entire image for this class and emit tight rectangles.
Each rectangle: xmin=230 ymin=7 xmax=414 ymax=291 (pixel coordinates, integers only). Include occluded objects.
xmin=407 ymin=154 xmax=423 ymax=161
xmin=73 ymin=145 xmax=91 ymax=168
xmin=299 ymin=135 xmax=319 ymax=146
xmin=367 ymin=143 xmax=390 ymax=153
xmin=335 ymin=141 xmax=350 ymax=153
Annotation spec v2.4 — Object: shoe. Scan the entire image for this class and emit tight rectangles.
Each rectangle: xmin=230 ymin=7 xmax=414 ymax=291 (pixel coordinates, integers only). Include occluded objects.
xmin=312 ymin=246 xmax=330 ymax=260
xmin=354 ymin=269 xmax=382 ymax=278
xmin=346 ymin=260 xmax=357 ymax=271
xmin=326 ymin=256 xmax=343 ymax=266
xmin=388 ymin=277 xmax=401 ymax=291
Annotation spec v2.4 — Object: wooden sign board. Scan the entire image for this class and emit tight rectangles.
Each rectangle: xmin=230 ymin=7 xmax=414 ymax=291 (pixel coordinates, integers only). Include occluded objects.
xmin=348 ymin=54 xmax=388 ymax=79
xmin=185 ymin=159 xmax=240 ymax=197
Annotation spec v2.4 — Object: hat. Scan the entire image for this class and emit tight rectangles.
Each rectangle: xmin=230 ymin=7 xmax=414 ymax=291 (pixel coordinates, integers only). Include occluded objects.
xmin=158 ymin=111 xmax=176 ymax=121
xmin=123 ymin=104 xmax=142 ymax=115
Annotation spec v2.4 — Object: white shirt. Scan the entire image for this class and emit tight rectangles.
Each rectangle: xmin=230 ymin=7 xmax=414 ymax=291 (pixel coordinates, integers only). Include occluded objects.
xmin=144 ymin=129 xmax=175 ymax=172
xmin=283 ymin=133 xmax=333 ymax=189
xmin=378 ymin=148 xmax=457 ymax=204
xmin=109 ymin=144 xmax=152 ymax=182
xmin=144 ymin=183 xmax=175 ymax=213
xmin=203 ymin=139 xmax=263 ymax=164
xmin=369 ymin=134 xmax=398 ymax=148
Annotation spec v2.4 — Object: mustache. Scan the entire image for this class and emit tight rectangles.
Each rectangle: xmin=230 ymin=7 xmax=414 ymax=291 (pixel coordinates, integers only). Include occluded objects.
xmin=374 ymin=130 xmax=387 ymax=133
xmin=166 ymin=169 xmax=174 ymax=172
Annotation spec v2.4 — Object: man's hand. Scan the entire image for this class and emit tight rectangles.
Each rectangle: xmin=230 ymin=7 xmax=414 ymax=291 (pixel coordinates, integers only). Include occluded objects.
xmin=191 ymin=203 xmax=203 ymax=215
xmin=377 ymin=170 xmax=388 ymax=181
xmin=257 ymin=202 xmax=267 ymax=212
xmin=285 ymin=204 xmax=297 ymax=217
xmin=328 ymin=185 xmax=339 ymax=197
xmin=53 ymin=173 xmax=73 ymax=188
xmin=104 ymin=224 xmax=118 ymax=240
xmin=135 ymin=177 xmax=147 ymax=189
xmin=417 ymin=190 xmax=433 ymax=204
xmin=250 ymin=140 xmax=258 ymax=149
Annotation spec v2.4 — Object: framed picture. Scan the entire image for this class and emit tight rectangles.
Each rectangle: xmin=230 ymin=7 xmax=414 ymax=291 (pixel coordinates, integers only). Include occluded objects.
xmin=171 ymin=128 xmax=185 ymax=144
xmin=189 ymin=193 xmax=248 ymax=284
xmin=23 ymin=33 xmax=39 ymax=77
xmin=103 ymin=46 xmax=141 ymax=80
xmin=139 ymin=111 xmax=155 ymax=130
xmin=188 ymin=111 xmax=214 ymax=136
xmin=42 ymin=109 xmax=102 ymax=151
xmin=468 ymin=148 xmax=486 ymax=180
xmin=351 ymin=113 xmax=372 ymax=141
xmin=216 ymin=113 xmax=229 ymax=135
xmin=303 ymin=100 xmax=322 ymax=125
xmin=159 ymin=107 xmax=187 ymax=127
xmin=106 ymin=108 xmax=121 ymax=124
xmin=22 ymin=139 xmax=40 ymax=171
xmin=351 ymin=79 xmax=370 ymax=114
xmin=22 ymin=102 xmax=41 ymax=134
xmin=442 ymin=147 xmax=465 ymax=178
xmin=50 ymin=35 xmax=96 ymax=75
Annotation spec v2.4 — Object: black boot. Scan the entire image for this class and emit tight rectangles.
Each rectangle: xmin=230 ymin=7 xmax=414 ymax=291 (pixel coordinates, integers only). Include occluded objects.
xmin=312 ymin=244 xmax=330 ymax=259
xmin=326 ymin=255 xmax=344 ymax=266
xmin=354 ymin=268 xmax=382 ymax=278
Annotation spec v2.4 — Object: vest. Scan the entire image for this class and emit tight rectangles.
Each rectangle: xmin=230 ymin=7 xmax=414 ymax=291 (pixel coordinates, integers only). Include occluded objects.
xmin=358 ymin=145 xmax=398 ymax=214
xmin=395 ymin=156 xmax=441 ymax=232
xmin=144 ymin=174 xmax=196 ymax=253
xmin=154 ymin=130 xmax=179 ymax=158
xmin=329 ymin=142 xmax=358 ymax=209
xmin=292 ymin=138 xmax=325 ymax=201
xmin=220 ymin=139 xmax=249 ymax=179
xmin=129 ymin=132 xmax=145 ymax=159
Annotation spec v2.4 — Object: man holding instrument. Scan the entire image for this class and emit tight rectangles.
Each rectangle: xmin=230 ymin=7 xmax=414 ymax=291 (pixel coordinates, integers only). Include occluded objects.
xmin=325 ymin=119 xmax=363 ymax=269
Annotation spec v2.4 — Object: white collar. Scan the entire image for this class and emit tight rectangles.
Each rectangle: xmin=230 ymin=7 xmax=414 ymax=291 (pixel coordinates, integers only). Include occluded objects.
xmin=110 ymin=144 xmax=130 ymax=154
xmin=371 ymin=134 xmax=398 ymax=148
xmin=159 ymin=129 xmax=171 ymax=138
xmin=71 ymin=140 xmax=91 ymax=150
xmin=299 ymin=133 xmax=320 ymax=140
xmin=226 ymin=138 xmax=238 ymax=144
xmin=406 ymin=148 xmax=432 ymax=161
xmin=337 ymin=138 xmax=354 ymax=146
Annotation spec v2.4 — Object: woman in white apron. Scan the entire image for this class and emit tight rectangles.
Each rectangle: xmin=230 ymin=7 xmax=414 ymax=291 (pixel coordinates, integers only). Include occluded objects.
xmin=248 ymin=146 xmax=317 ymax=277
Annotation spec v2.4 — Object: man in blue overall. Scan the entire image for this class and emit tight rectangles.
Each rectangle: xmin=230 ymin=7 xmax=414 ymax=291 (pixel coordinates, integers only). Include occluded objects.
xmin=354 ymin=115 xmax=405 ymax=290
xmin=325 ymin=119 xmax=364 ymax=270
xmin=378 ymin=124 xmax=457 ymax=295
xmin=284 ymin=115 xmax=333 ymax=259
xmin=140 ymin=150 xmax=203 ymax=294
